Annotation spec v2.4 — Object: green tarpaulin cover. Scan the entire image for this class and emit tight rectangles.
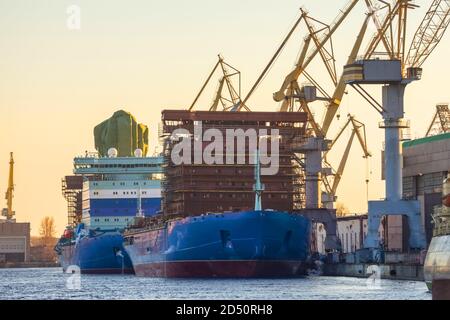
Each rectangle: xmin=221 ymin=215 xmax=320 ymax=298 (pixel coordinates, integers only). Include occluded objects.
xmin=94 ymin=110 xmax=149 ymax=157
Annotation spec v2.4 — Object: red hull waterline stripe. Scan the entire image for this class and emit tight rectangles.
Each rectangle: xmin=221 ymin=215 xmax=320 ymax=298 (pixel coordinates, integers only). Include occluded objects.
xmin=133 ymin=260 xmax=307 ymax=278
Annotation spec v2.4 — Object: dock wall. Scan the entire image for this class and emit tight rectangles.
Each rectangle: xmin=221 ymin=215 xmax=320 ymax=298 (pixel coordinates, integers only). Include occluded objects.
xmin=324 ymin=263 xmax=424 ymax=281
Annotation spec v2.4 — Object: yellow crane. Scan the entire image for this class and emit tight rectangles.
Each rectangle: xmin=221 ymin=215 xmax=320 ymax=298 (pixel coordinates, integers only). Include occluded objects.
xmin=426 ymin=103 xmax=450 ymax=137
xmin=322 ymin=115 xmax=372 ymax=207
xmin=236 ymin=0 xmax=361 ymax=112
xmin=341 ymin=0 xmax=450 ymax=250
xmin=2 ymin=152 xmax=15 ymax=221
xmin=188 ymin=55 xmax=249 ymax=112
xmin=320 ymin=12 xmax=371 ymax=136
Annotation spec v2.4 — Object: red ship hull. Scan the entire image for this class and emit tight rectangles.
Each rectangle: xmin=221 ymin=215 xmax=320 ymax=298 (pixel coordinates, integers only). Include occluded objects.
xmin=133 ymin=260 xmax=307 ymax=278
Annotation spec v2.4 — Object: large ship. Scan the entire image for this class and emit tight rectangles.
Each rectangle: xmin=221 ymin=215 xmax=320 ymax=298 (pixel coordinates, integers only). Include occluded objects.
xmin=424 ymin=173 xmax=450 ymax=300
xmin=55 ymin=110 xmax=163 ymax=274
xmin=55 ymin=152 xmax=163 ymax=274
xmin=124 ymin=210 xmax=310 ymax=278
xmin=123 ymin=110 xmax=312 ymax=278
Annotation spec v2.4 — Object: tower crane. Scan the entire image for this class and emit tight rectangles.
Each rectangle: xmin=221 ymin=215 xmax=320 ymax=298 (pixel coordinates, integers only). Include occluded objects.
xmin=188 ymin=55 xmax=249 ymax=112
xmin=2 ymin=152 xmax=15 ymax=222
xmin=426 ymin=103 xmax=450 ymax=137
xmin=343 ymin=0 xmax=450 ymax=253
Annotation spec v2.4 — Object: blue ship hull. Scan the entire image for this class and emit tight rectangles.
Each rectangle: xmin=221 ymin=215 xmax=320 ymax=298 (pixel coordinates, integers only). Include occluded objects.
xmin=56 ymin=230 xmax=134 ymax=274
xmin=124 ymin=210 xmax=311 ymax=278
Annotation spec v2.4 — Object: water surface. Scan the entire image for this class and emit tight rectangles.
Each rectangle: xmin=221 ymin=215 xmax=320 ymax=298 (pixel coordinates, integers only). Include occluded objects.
xmin=0 ymin=268 xmax=430 ymax=300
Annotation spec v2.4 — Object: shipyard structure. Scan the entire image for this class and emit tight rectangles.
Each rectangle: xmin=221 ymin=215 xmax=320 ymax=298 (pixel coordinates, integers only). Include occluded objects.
xmin=56 ymin=110 xmax=163 ymax=274
xmin=161 ymin=110 xmax=308 ymax=215
xmin=123 ymin=110 xmax=314 ymax=277
xmin=56 ymin=0 xmax=450 ymax=287
xmin=0 ymin=152 xmax=31 ymax=264
xmin=0 ymin=222 xmax=30 ymax=264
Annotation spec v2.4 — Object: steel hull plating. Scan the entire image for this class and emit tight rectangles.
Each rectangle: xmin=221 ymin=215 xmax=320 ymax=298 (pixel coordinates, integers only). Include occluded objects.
xmin=424 ymin=234 xmax=450 ymax=298
xmin=57 ymin=231 xmax=134 ymax=274
xmin=133 ymin=260 xmax=307 ymax=278
xmin=125 ymin=210 xmax=311 ymax=278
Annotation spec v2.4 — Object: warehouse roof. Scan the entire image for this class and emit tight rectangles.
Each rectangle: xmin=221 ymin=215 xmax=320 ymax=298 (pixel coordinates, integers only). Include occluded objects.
xmin=403 ymin=132 xmax=450 ymax=148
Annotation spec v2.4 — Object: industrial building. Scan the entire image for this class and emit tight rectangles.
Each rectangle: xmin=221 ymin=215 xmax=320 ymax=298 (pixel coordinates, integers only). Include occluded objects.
xmin=314 ymin=131 xmax=450 ymax=255
xmin=314 ymin=215 xmax=367 ymax=254
xmin=0 ymin=222 xmax=30 ymax=263
xmin=403 ymin=132 xmax=450 ymax=245
xmin=0 ymin=152 xmax=31 ymax=264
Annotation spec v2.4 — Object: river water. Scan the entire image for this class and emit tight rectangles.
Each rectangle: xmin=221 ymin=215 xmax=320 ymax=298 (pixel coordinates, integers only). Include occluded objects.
xmin=0 ymin=268 xmax=430 ymax=300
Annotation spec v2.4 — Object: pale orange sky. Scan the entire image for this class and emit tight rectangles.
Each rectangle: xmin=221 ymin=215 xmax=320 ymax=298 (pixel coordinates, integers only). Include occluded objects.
xmin=0 ymin=0 xmax=449 ymax=235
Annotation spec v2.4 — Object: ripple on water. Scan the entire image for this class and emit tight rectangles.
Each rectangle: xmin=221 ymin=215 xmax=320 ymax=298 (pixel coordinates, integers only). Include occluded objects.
xmin=0 ymin=268 xmax=430 ymax=300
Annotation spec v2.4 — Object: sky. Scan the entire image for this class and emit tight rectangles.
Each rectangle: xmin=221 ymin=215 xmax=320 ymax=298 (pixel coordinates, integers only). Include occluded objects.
xmin=0 ymin=0 xmax=449 ymax=236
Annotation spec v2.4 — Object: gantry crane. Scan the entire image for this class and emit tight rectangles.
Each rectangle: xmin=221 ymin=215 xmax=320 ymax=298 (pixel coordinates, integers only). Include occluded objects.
xmin=426 ymin=103 xmax=450 ymax=137
xmin=188 ymin=55 xmax=250 ymax=112
xmin=2 ymin=152 xmax=15 ymax=222
xmin=343 ymin=0 xmax=450 ymax=252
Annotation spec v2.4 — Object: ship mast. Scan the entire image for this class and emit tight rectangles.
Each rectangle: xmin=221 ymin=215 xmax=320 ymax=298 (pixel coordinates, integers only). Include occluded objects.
xmin=253 ymin=149 xmax=265 ymax=211
xmin=136 ymin=187 xmax=144 ymax=218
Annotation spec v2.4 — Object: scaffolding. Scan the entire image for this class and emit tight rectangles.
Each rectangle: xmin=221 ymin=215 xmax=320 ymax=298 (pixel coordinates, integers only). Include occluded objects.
xmin=160 ymin=110 xmax=308 ymax=216
xmin=61 ymin=175 xmax=83 ymax=227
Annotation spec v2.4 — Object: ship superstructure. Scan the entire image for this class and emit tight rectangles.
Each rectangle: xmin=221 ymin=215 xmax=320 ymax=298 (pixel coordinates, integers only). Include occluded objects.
xmin=123 ymin=110 xmax=312 ymax=278
xmin=55 ymin=110 xmax=163 ymax=274
xmin=76 ymin=153 xmax=163 ymax=230
xmin=56 ymin=152 xmax=163 ymax=274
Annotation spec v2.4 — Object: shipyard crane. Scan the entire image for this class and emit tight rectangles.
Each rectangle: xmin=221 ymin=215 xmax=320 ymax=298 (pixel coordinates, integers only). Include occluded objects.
xmin=232 ymin=1 xmax=374 ymax=212
xmin=2 ymin=152 xmax=15 ymax=221
xmin=343 ymin=0 xmax=450 ymax=252
xmin=188 ymin=55 xmax=250 ymax=112
xmin=321 ymin=115 xmax=372 ymax=208
xmin=285 ymin=13 xmax=372 ymax=211
xmin=235 ymin=2 xmax=379 ymax=253
xmin=426 ymin=103 xmax=450 ymax=137
xmin=236 ymin=0 xmax=361 ymax=112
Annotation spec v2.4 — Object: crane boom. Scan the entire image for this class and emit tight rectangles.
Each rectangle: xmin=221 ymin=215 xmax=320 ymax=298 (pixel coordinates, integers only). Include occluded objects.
xmin=219 ymin=60 xmax=241 ymax=106
xmin=190 ymin=56 xmax=249 ymax=112
xmin=237 ymin=13 xmax=305 ymax=111
xmin=321 ymin=13 xmax=371 ymax=136
xmin=322 ymin=115 xmax=371 ymax=200
xmin=279 ymin=36 xmax=312 ymax=112
xmin=210 ymin=77 xmax=226 ymax=111
xmin=273 ymin=0 xmax=360 ymax=103
xmin=2 ymin=152 xmax=15 ymax=221
xmin=331 ymin=130 xmax=356 ymax=194
xmin=364 ymin=0 xmax=403 ymax=59
xmin=302 ymin=13 xmax=338 ymax=86
xmin=189 ymin=60 xmax=220 ymax=111
xmin=364 ymin=0 xmax=394 ymax=59
xmin=405 ymin=0 xmax=450 ymax=68
xmin=426 ymin=103 xmax=450 ymax=136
